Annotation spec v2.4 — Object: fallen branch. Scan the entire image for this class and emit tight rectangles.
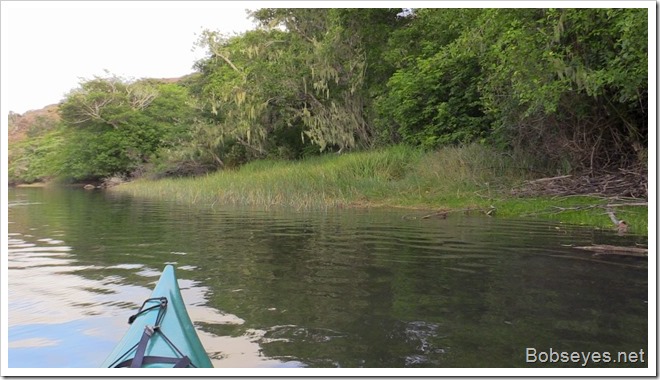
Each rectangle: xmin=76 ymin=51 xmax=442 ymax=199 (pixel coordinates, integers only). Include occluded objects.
xmin=548 ymin=254 xmax=647 ymax=269
xmin=522 ymin=203 xmax=641 ymax=234
xmin=521 ymin=204 xmax=598 ymax=217
xmin=574 ymin=244 xmax=648 ymax=257
xmin=549 ymin=205 xmax=599 ymax=213
xmin=606 ymin=202 xmax=648 ymax=207
xmin=525 ymin=175 xmax=573 ymax=184
xmin=420 ymin=206 xmax=496 ymax=219
xmin=421 ymin=211 xmax=448 ymax=219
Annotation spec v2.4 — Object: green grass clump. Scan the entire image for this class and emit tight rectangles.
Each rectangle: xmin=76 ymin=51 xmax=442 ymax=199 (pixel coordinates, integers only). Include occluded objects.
xmin=110 ymin=144 xmax=648 ymax=235
xmin=113 ymin=144 xmax=514 ymax=210
xmin=114 ymin=145 xmax=425 ymax=209
xmin=494 ymin=197 xmax=648 ymax=235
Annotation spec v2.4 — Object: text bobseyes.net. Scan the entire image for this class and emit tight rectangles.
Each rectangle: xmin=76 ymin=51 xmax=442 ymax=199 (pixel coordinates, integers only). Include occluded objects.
xmin=526 ymin=348 xmax=645 ymax=366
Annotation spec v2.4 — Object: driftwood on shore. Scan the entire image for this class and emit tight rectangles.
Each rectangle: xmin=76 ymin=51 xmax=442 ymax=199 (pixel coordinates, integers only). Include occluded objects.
xmin=574 ymin=244 xmax=648 ymax=257
xmin=511 ymin=169 xmax=647 ymax=199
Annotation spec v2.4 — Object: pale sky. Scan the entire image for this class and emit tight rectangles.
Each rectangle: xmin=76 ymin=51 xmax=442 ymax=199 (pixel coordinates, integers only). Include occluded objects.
xmin=2 ymin=1 xmax=257 ymax=115
xmin=1 ymin=1 xmax=653 ymax=116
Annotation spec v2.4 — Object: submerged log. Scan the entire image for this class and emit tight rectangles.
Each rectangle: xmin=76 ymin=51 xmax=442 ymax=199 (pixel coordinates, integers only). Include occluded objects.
xmin=574 ymin=244 xmax=648 ymax=257
xmin=419 ymin=206 xmax=496 ymax=219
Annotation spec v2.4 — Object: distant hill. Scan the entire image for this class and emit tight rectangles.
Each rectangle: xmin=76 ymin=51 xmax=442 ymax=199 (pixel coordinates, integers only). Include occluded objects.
xmin=8 ymin=104 xmax=61 ymax=146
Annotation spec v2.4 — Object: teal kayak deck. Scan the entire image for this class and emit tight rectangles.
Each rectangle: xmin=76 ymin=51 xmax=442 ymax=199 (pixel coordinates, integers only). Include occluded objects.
xmin=101 ymin=265 xmax=213 ymax=368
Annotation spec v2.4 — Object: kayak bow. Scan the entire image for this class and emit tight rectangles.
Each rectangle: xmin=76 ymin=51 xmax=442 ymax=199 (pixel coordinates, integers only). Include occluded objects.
xmin=101 ymin=265 xmax=213 ymax=368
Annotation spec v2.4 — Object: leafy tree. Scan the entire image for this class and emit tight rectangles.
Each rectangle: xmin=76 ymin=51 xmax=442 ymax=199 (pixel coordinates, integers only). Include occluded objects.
xmin=8 ymin=129 xmax=65 ymax=183
xmin=58 ymin=75 xmax=197 ymax=180
xmin=375 ymin=9 xmax=491 ymax=148
xmin=13 ymin=8 xmax=647 ymax=183
xmin=474 ymin=8 xmax=648 ymax=170
xmin=245 ymin=9 xmax=397 ymax=150
xmin=193 ymin=28 xmax=305 ymax=160
xmin=376 ymin=8 xmax=647 ymax=169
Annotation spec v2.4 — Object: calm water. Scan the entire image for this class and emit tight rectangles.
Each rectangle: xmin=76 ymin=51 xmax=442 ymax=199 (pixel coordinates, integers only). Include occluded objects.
xmin=7 ymin=187 xmax=648 ymax=368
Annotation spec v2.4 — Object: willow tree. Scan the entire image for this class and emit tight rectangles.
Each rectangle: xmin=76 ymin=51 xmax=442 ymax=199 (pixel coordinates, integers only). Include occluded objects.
xmin=249 ymin=8 xmax=401 ymax=152
xmin=191 ymin=8 xmax=407 ymax=162
xmin=193 ymin=28 xmax=310 ymax=162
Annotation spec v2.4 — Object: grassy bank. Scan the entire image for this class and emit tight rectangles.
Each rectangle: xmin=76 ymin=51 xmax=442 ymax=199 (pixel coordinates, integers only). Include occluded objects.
xmin=110 ymin=144 xmax=648 ymax=235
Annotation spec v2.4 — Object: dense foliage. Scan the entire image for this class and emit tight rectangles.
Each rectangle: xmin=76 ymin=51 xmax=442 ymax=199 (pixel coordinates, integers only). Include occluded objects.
xmin=9 ymin=8 xmax=648 ymax=183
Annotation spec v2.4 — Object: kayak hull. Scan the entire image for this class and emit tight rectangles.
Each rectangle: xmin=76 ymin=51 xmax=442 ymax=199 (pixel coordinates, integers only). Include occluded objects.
xmin=101 ymin=265 xmax=213 ymax=368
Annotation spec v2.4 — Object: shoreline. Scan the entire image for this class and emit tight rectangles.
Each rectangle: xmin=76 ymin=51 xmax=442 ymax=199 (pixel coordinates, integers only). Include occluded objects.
xmin=13 ymin=182 xmax=49 ymax=188
xmin=105 ymin=147 xmax=648 ymax=236
xmin=12 ymin=177 xmax=647 ymax=236
xmin=11 ymin=146 xmax=648 ymax=236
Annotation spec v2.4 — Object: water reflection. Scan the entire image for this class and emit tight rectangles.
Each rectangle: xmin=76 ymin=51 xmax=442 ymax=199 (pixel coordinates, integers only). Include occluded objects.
xmin=7 ymin=187 xmax=647 ymax=368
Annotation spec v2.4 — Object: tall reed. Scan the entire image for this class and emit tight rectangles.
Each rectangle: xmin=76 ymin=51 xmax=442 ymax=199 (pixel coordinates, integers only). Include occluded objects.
xmin=110 ymin=144 xmax=647 ymax=233
xmin=113 ymin=145 xmax=428 ymax=210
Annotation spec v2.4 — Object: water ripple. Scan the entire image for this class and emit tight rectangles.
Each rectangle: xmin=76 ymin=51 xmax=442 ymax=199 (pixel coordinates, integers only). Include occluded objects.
xmin=7 ymin=189 xmax=648 ymax=369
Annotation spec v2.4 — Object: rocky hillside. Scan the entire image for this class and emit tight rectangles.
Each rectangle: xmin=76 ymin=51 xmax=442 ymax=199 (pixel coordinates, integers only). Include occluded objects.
xmin=8 ymin=104 xmax=61 ymax=146
xmin=8 ymin=76 xmax=190 ymax=185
